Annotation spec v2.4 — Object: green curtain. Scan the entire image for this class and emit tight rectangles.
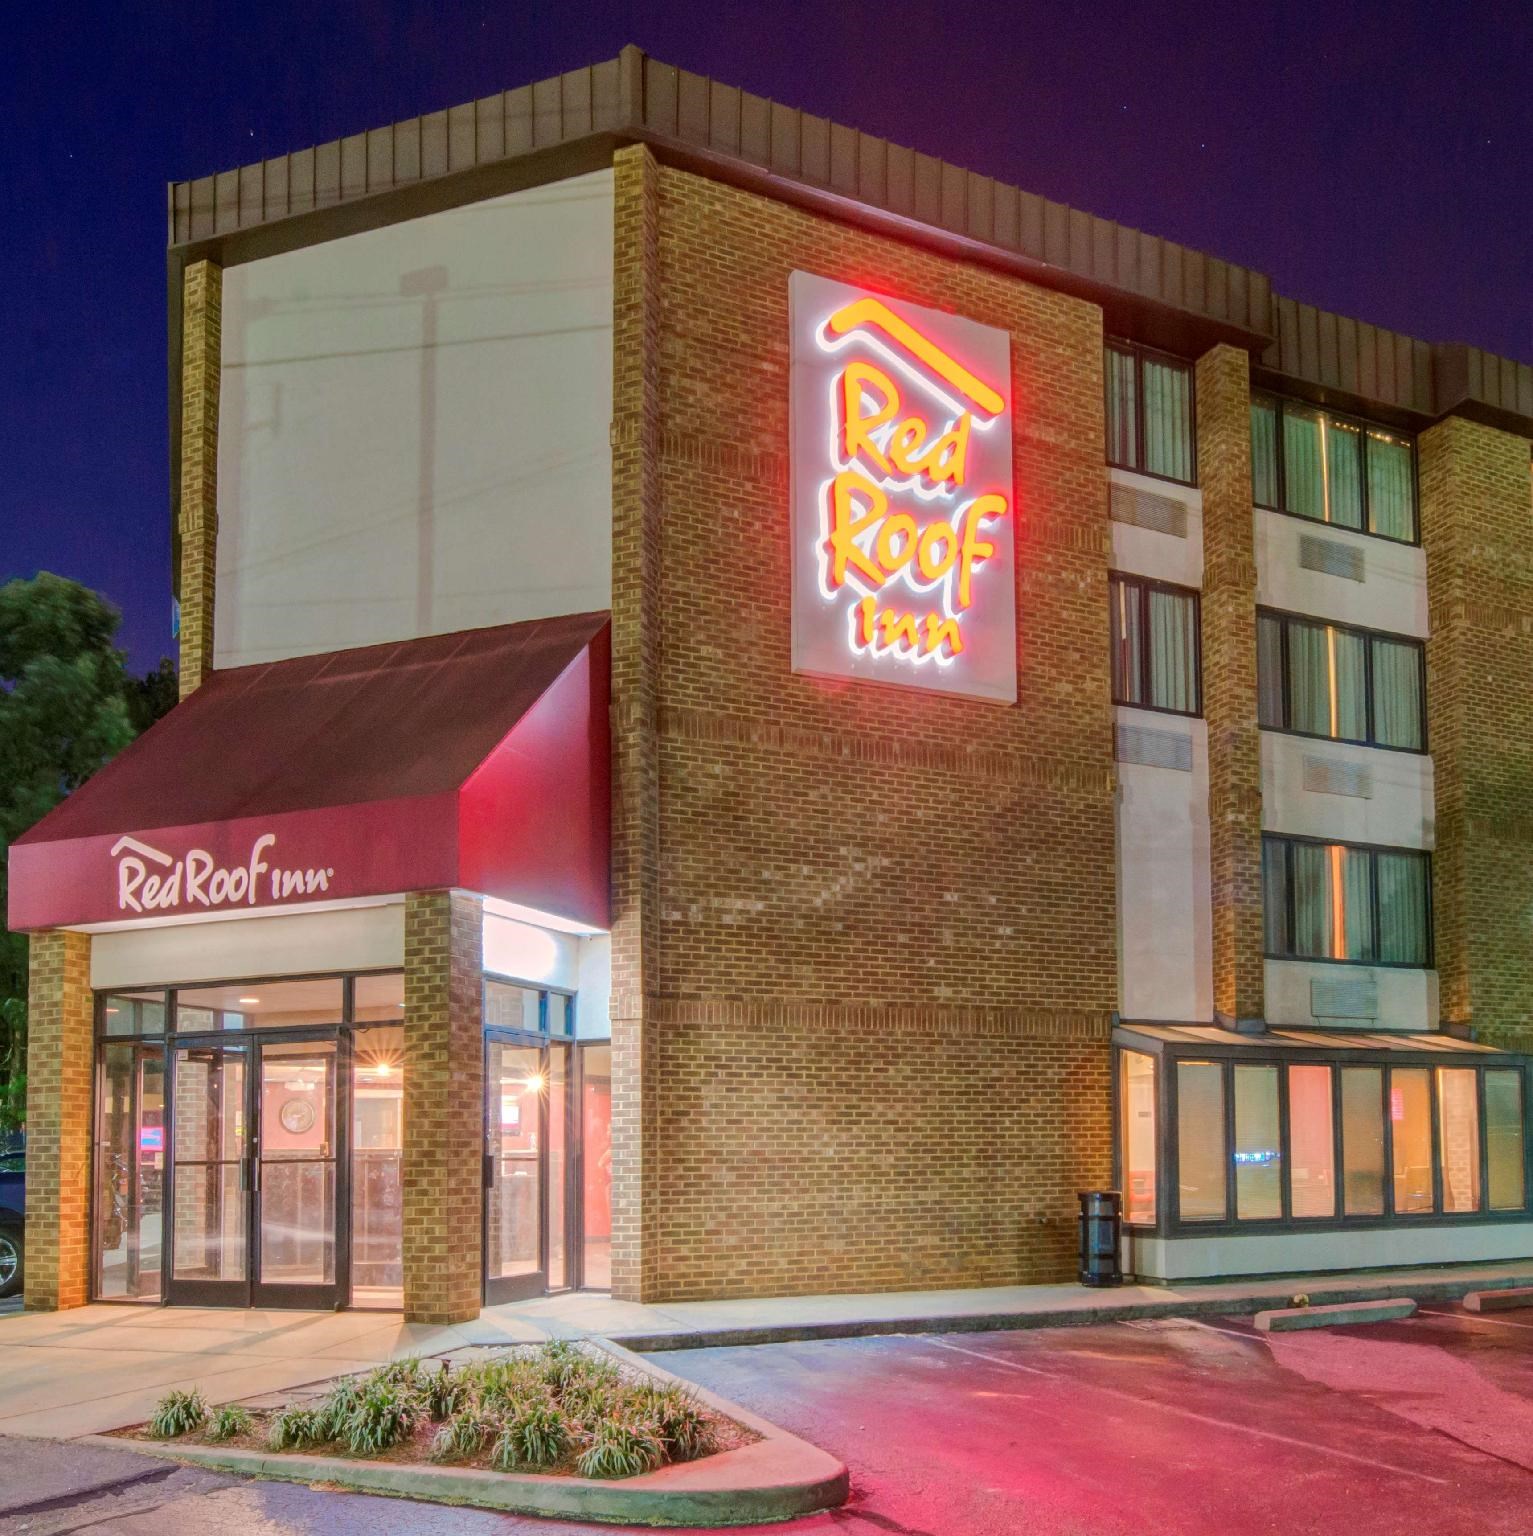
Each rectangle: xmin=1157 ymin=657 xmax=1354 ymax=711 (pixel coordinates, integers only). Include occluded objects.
xmin=1262 ymin=839 xmax=1289 ymax=954
xmin=1143 ymin=358 xmax=1192 ymax=482
xmin=1287 ymin=622 xmax=1365 ymax=740
xmin=1106 ymin=348 xmax=1137 ymax=467
xmin=1250 ymin=399 xmax=1279 ymax=506
xmin=1372 ymin=639 xmax=1423 ymax=749
xmin=1376 ymin=852 xmax=1429 ymax=964
xmin=1290 ymin=841 xmax=1332 ymax=958
xmin=1340 ymin=845 xmax=1374 ymax=960
xmin=1367 ymin=433 xmax=1415 ymax=540
xmin=1283 ymin=408 xmax=1326 ymax=520
xmin=1148 ymin=588 xmax=1197 ymax=711
xmin=1256 ymin=614 xmax=1284 ymax=727
xmin=1324 ymin=420 xmax=1364 ymax=529
xmin=1110 ymin=578 xmax=1145 ymax=705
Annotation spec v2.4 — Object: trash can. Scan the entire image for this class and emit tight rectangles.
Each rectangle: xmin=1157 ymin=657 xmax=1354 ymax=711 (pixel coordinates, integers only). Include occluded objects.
xmin=1077 ymin=1190 xmax=1123 ymax=1287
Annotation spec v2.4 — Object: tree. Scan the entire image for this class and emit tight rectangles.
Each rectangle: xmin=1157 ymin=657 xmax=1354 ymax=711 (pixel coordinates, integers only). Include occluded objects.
xmin=0 ymin=573 xmax=176 ymax=1131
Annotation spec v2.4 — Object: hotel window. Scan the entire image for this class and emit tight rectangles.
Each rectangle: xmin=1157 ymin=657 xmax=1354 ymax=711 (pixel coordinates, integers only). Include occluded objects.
xmin=1106 ymin=341 xmax=1195 ymax=485
xmin=1250 ymin=395 xmax=1417 ymax=542
xmin=1120 ymin=1033 xmax=1531 ymax=1232
xmin=1263 ymin=835 xmax=1431 ymax=966
xmin=1257 ymin=611 xmax=1425 ymax=751
xmin=1110 ymin=575 xmax=1201 ymax=716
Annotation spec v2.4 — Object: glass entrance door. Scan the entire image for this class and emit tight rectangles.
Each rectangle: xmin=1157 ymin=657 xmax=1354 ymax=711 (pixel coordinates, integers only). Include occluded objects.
xmin=167 ymin=1041 xmax=250 ymax=1305
xmin=253 ymin=1038 xmax=342 ymax=1308
xmin=484 ymin=1039 xmax=546 ymax=1303
xmin=167 ymin=1034 xmax=346 ymax=1309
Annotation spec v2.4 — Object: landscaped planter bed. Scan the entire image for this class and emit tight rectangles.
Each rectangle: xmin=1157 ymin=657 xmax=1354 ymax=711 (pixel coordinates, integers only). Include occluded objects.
xmin=121 ymin=1340 xmax=752 ymax=1478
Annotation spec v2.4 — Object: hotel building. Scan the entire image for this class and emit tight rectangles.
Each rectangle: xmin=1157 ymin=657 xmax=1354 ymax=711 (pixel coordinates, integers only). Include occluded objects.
xmin=12 ymin=48 xmax=1533 ymax=1317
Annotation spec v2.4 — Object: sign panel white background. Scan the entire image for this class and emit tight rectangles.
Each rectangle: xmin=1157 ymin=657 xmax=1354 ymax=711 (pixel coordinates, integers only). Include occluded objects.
xmin=788 ymin=271 xmax=1016 ymax=703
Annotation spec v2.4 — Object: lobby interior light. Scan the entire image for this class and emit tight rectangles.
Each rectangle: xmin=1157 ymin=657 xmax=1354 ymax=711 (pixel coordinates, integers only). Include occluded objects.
xmin=524 ymin=1073 xmax=546 ymax=1094
xmin=239 ymin=996 xmax=261 ymax=1005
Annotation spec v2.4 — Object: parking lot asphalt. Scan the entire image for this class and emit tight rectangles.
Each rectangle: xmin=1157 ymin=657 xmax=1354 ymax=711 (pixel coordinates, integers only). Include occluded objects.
xmin=7 ymin=1304 xmax=1533 ymax=1534
xmin=654 ymin=1303 xmax=1533 ymax=1536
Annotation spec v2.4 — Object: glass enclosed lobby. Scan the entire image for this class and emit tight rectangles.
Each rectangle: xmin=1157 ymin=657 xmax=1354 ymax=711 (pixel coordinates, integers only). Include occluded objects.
xmin=94 ymin=968 xmax=612 ymax=1309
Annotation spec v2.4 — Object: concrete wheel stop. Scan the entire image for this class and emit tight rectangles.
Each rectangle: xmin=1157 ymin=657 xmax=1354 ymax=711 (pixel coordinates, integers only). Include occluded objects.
xmin=87 ymin=1338 xmax=848 ymax=1528
xmin=1253 ymin=1298 xmax=1417 ymax=1332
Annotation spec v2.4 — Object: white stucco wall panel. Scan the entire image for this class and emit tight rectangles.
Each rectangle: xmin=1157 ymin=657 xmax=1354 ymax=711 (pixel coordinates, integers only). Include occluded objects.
xmin=1261 ymin=733 xmax=1434 ymax=849
xmin=1254 ymin=507 xmax=1428 ymax=637
xmin=1115 ymin=707 xmax=1213 ymax=1022
xmin=1264 ymin=958 xmax=1438 ymax=1031
xmin=215 ymin=170 xmax=614 ymax=668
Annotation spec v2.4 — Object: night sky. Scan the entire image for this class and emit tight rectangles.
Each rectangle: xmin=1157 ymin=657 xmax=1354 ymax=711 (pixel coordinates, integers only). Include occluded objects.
xmin=5 ymin=1 xmax=1530 ymax=671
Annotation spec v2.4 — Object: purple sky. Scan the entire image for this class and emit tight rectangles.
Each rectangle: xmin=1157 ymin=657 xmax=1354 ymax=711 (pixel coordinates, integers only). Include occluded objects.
xmin=4 ymin=1 xmax=1530 ymax=671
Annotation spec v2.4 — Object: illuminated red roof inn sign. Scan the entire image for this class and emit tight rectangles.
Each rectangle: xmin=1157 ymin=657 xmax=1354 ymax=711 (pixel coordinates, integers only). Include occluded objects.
xmin=789 ymin=272 xmax=1016 ymax=703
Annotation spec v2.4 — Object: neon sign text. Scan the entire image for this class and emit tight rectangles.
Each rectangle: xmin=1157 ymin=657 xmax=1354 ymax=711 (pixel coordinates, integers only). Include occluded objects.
xmin=790 ymin=273 xmax=1016 ymax=702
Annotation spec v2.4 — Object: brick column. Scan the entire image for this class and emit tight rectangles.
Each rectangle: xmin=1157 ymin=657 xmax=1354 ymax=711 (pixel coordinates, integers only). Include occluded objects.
xmin=24 ymin=930 xmax=93 ymax=1311
xmin=608 ymin=144 xmax=664 ymax=1302
xmin=401 ymin=890 xmax=483 ymax=1323
xmin=178 ymin=259 xmax=222 ymax=698
xmin=1196 ymin=343 xmax=1264 ymax=1024
xmin=1419 ymin=415 xmax=1533 ymax=1046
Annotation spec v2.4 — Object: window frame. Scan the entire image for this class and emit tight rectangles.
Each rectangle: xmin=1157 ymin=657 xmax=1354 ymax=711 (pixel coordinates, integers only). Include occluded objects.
xmin=1109 ymin=572 xmax=1204 ymax=718
xmin=1251 ymin=392 xmax=1420 ymax=545
xmin=1263 ymin=833 xmax=1433 ymax=970
xmin=1257 ymin=606 xmax=1428 ymax=754
xmin=1114 ymin=1036 xmax=1533 ymax=1238
xmin=1105 ymin=339 xmax=1198 ymax=488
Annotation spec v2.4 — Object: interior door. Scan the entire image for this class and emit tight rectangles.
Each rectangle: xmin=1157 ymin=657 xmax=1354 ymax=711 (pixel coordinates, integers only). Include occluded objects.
xmin=484 ymin=1037 xmax=546 ymax=1303
xmin=167 ymin=1041 xmax=251 ymax=1306
xmin=253 ymin=1037 xmax=344 ymax=1309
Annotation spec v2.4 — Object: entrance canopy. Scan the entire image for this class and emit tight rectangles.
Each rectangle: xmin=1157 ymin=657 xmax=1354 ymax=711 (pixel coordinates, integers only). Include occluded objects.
xmin=9 ymin=614 xmax=610 ymax=932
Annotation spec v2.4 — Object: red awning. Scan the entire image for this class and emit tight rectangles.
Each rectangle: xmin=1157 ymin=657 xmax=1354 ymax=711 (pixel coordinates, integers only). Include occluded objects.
xmin=8 ymin=615 xmax=610 ymax=932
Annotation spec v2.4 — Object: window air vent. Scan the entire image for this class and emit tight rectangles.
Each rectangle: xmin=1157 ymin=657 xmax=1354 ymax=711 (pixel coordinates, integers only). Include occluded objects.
xmin=1302 ymin=755 xmax=1373 ymax=799
xmin=1311 ymin=971 xmax=1379 ymax=1022
xmin=1116 ymin=723 xmax=1194 ymax=772
xmin=1299 ymin=534 xmax=1365 ymax=582
xmin=1110 ymin=483 xmax=1188 ymax=539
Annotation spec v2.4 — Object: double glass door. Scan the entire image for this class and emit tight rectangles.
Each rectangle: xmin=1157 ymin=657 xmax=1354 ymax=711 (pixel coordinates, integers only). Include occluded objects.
xmin=167 ymin=1034 xmax=343 ymax=1309
xmin=484 ymin=1035 xmax=572 ymax=1303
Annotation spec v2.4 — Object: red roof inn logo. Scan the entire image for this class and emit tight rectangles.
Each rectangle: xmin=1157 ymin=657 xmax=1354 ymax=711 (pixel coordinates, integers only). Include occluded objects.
xmin=789 ymin=272 xmax=1016 ymax=703
xmin=112 ymin=833 xmax=335 ymax=915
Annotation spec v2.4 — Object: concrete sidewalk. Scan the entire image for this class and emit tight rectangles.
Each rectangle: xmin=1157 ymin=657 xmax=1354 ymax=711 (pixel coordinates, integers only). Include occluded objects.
xmin=5 ymin=1259 xmax=1533 ymax=1438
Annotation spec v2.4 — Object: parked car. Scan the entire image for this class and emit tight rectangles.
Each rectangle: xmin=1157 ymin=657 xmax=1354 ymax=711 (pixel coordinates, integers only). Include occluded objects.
xmin=0 ymin=1134 xmax=22 ymax=1299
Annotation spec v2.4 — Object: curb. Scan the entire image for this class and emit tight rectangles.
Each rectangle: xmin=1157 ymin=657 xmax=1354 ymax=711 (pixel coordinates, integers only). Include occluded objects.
xmin=88 ymin=1339 xmax=848 ymax=1528
xmin=608 ymin=1272 xmax=1533 ymax=1352
xmin=1254 ymin=1298 xmax=1416 ymax=1332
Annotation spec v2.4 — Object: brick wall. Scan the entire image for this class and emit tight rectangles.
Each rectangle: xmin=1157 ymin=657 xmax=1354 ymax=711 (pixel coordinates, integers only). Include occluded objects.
xmin=178 ymin=259 xmax=221 ymax=698
xmin=610 ymin=150 xmax=1117 ymax=1301
xmin=401 ymin=889 xmax=483 ymax=1322
xmin=1196 ymin=344 xmax=1264 ymax=1023
xmin=23 ymin=930 xmax=94 ymax=1311
xmin=1420 ymin=416 xmax=1533 ymax=1047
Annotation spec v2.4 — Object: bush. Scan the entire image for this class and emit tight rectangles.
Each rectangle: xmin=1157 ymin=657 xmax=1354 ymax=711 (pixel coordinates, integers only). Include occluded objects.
xmin=206 ymin=1405 xmax=253 ymax=1442
xmin=342 ymin=1379 xmax=421 ymax=1455
xmin=314 ymin=1377 xmax=366 ymax=1441
xmin=576 ymin=1417 xmax=665 ymax=1479
xmin=430 ymin=1405 xmax=500 ymax=1462
xmin=426 ymin=1361 xmax=469 ymax=1421
xmin=267 ymin=1405 xmax=328 ymax=1451
xmin=632 ymin=1384 xmax=719 ymax=1462
xmin=494 ymin=1403 xmax=571 ymax=1470
xmin=472 ymin=1355 xmax=548 ymax=1412
xmin=148 ymin=1389 xmax=207 ymax=1439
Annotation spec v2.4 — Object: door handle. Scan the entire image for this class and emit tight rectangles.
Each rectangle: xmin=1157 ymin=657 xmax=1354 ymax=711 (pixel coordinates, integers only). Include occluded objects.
xmin=483 ymin=1154 xmax=494 ymax=1190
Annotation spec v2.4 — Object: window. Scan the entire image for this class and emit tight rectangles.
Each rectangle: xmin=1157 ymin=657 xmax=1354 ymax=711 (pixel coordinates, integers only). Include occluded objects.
xmin=1234 ymin=1066 xmax=1282 ymax=1219
xmin=1110 ymin=575 xmax=1201 ymax=715
xmin=1257 ymin=611 xmax=1425 ymax=751
xmin=1341 ymin=1067 xmax=1386 ymax=1215
xmin=1106 ymin=342 xmax=1195 ymax=485
xmin=1125 ymin=1039 xmax=1531 ymax=1232
xmin=176 ymin=978 xmax=345 ymax=1032
xmin=1289 ymin=1064 xmax=1336 ymax=1219
xmin=1486 ymin=1070 xmax=1526 ymax=1211
xmin=1120 ymin=1051 xmax=1157 ymax=1225
xmin=1176 ymin=1062 xmax=1226 ymax=1221
xmin=1250 ymin=395 xmax=1417 ymax=542
xmin=1263 ymin=836 xmax=1431 ymax=966
xmin=484 ymin=980 xmax=574 ymax=1034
